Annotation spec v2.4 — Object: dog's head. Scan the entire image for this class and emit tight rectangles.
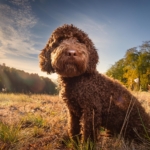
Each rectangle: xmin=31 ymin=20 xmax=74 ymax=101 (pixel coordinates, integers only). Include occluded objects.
xmin=39 ymin=24 xmax=99 ymax=77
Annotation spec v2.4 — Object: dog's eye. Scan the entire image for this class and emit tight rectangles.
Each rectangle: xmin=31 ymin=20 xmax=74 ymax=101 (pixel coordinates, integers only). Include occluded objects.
xmin=58 ymin=38 xmax=63 ymax=42
xmin=76 ymin=39 xmax=80 ymax=43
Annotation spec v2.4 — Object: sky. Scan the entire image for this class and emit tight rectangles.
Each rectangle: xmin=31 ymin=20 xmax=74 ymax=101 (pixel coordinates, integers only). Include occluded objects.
xmin=0 ymin=0 xmax=150 ymax=80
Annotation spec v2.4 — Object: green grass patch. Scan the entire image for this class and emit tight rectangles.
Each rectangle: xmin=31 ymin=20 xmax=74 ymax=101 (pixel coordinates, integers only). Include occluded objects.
xmin=21 ymin=114 xmax=47 ymax=128
xmin=0 ymin=122 xmax=21 ymax=144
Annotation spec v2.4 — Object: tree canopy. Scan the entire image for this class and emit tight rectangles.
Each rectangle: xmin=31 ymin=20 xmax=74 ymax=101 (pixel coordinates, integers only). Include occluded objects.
xmin=106 ymin=41 xmax=150 ymax=91
xmin=0 ymin=64 xmax=57 ymax=94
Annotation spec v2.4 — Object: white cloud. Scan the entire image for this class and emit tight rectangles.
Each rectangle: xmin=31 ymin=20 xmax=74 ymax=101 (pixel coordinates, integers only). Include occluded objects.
xmin=0 ymin=0 xmax=38 ymax=59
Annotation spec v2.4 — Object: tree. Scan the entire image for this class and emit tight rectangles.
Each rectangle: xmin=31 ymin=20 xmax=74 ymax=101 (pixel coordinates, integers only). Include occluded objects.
xmin=123 ymin=47 xmax=140 ymax=90
xmin=0 ymin=64 xmax=58 ymax=94
xmin=139 ymin=41 xmax=150 ymax=90
xmin=106 ymin=58 xmax=126 ymax=84
xmin=106 ymin=41 xmax=150 ymax=91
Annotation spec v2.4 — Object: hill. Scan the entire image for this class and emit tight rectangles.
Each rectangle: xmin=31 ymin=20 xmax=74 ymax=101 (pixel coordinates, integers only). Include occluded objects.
xmin=0 ymin=63 xmax=57 ymax=94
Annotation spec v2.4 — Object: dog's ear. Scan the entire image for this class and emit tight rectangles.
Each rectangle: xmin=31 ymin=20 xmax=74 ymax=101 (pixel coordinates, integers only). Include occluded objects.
xmin=39 ymin=43 xmax=55 ymax=74
xmin=85 ymin=40 xmax=99 ymax=74
xmin=74 ymin=27 xmax=99 ymax=74
xmin=87 ymin=48 xmax=99 ymax=73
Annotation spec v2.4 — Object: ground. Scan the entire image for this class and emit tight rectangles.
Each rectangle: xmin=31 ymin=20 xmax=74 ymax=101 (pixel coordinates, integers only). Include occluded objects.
xmin=0 ymin=92 xmax=150 ymax=150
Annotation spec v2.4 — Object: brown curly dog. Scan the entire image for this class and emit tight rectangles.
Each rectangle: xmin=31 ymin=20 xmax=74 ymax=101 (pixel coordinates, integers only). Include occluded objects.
xmin=39 ymin=24 xmax=150 ymax=143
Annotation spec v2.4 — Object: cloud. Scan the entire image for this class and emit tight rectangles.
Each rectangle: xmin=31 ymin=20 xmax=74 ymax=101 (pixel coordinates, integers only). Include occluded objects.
xmin=0 ymin=0 xmax=38 ymax=59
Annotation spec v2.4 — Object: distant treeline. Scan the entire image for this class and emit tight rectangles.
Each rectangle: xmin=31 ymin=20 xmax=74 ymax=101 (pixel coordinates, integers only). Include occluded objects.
xmin=0 ymin=64 xmax=58 ymax=94
xmin=106 ymin=41 xmax=150 ymax=91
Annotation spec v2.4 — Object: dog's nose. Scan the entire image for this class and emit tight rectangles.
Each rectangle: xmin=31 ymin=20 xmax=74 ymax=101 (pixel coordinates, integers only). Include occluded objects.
xmin=67 ymin=50 xmax=77 ymax=56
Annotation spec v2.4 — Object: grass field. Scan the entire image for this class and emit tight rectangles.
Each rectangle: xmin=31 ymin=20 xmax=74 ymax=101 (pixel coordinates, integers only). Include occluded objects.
xmin=0 ymin=92 xmax=150 ymax=150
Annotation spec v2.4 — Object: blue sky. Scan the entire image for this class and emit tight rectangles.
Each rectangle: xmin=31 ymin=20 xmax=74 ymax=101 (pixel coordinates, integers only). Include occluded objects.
xmin=0 ymin=0 xmax=150 ymax=80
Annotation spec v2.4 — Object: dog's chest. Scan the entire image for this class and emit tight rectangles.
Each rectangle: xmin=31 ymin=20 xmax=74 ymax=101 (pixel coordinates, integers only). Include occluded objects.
xmin=60 ymin=75 xmax=103 ymax=107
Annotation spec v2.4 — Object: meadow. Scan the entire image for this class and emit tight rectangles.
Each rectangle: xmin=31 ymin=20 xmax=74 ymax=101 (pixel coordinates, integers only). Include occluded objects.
xmin=0 ymin=92 xmax=150 ymax=150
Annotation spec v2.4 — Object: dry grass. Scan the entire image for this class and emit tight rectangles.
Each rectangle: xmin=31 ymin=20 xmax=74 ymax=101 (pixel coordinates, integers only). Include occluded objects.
xmin=0 ymin=92 xmax=150 ymax=150
xmin=132 ymin=91 xmax=150 ymax=114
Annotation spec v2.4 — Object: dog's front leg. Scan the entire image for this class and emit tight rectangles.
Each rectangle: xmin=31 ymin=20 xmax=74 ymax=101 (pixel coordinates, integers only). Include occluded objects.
xmin=68 ymin=110 xmax=81 ymax=141
xmin=81 ymin=108 xmax=95 ymax=142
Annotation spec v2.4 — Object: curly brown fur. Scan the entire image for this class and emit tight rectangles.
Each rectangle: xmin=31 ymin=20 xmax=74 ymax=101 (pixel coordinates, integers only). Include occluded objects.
xmin=39 ymin=24 xmax=150 ymax=143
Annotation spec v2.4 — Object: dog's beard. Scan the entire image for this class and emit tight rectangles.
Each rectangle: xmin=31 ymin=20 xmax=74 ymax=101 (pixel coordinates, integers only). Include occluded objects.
xmin=51 ymin=50 xmax=88 ymax=77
